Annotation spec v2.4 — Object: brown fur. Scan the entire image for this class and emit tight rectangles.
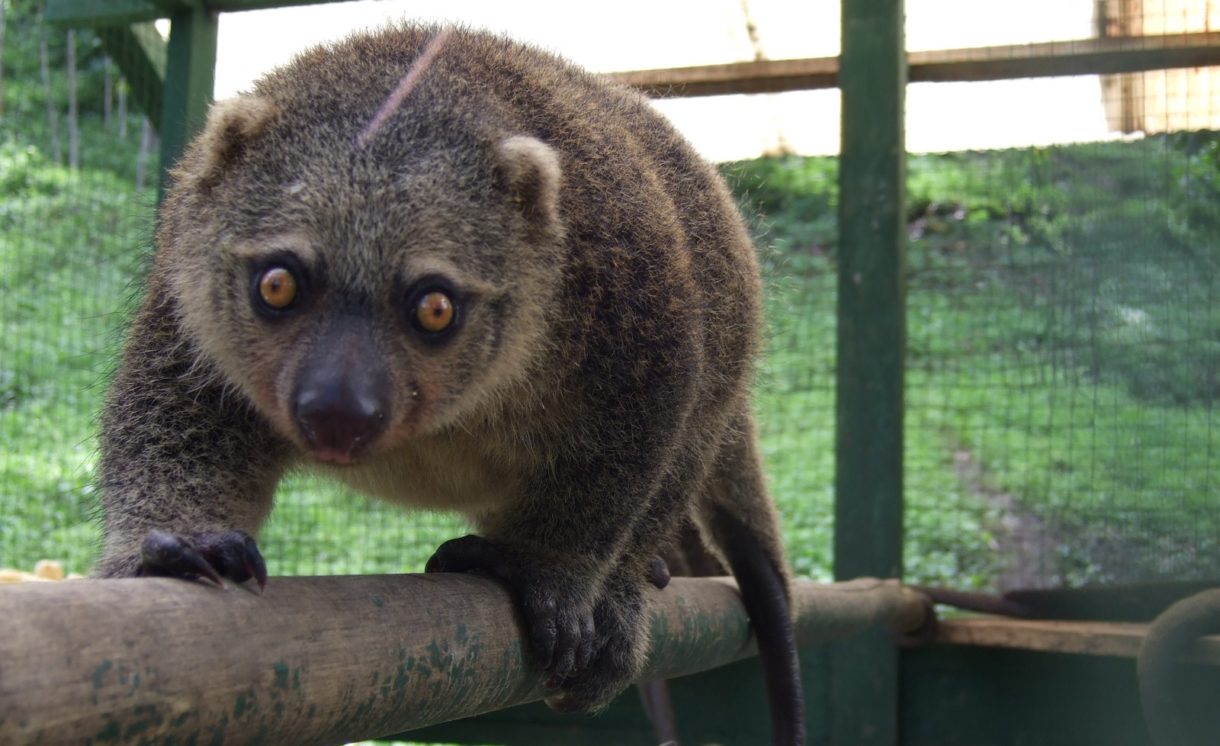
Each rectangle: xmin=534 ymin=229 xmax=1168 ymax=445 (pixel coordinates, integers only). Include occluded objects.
xmin=96 ymin=24 xmax=797 ymax=728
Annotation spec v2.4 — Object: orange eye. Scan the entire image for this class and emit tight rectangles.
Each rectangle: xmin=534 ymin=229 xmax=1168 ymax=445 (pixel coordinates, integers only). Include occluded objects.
xmin=258 ymin=266 xmax=298 ymax=309
xmin=415 ymin=290 xmax=455 ymax=333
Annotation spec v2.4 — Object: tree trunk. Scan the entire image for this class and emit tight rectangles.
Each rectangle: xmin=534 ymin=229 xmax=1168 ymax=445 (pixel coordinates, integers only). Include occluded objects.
xmin=66 ymin=29 xmax=78 ymax=170
xmin=39 ymin=25 xmax=61 ymax=164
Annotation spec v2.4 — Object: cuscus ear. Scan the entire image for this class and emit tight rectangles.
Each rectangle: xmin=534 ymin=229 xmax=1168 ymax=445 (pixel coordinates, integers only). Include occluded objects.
xmin=174 ymin=95 xmax=280 ymax=191
xmin=495 ymin=135 xmax=564 ymax=244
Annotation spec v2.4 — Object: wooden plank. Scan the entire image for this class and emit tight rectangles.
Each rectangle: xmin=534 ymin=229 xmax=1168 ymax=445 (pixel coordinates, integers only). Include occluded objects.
xmin=605 ymin=32 xmax=1220 ymax=98
xmin=833 ymin=2 xmax=906 ymax=745
xmin=936 ymin=617 xmax=1220 ymax=665
xmin=909 ymin=31 xmax=1220 ymax=82
xmin=0 ymin=576 xmax=927 ymax=745
xmin=606 ymin=57 xmax=838 ymax=98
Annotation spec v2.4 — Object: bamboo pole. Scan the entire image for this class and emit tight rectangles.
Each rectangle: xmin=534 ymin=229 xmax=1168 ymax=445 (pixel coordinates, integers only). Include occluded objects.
xmin=0 ymin=575 xmax=927 ymax=745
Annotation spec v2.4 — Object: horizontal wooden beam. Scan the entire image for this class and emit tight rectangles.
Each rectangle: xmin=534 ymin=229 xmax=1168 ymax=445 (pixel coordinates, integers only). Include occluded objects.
xmin=936 ymin=617 xmax=1220 ymax=665
xmin=909 ymin=31 xmax=1220 ymax=82
xmin=45 ymin=0 xmax=160 ymax=26
xmin=0 ymin=575 xmax=926 ymax=745
xmin=606 ymin=32 xmax=1220 ymax=98
xmin=46 ymin=0 xmax=344 ymax=25
xmin=607 ymin=57 xmax=839 ymax=98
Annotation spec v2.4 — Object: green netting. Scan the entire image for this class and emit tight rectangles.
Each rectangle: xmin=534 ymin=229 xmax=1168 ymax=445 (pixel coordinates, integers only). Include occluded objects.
xmin=1 ymin=11 xmax=158 ymax=575
xmin=1 ymin=8 xmax=1215 ymax=596
xmin=904 ymin=134 xmax=1219 ymax=589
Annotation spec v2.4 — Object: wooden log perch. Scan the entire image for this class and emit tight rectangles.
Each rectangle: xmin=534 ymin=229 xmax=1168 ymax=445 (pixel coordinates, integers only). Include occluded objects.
xmin=0 ymin=575 xmax=926 ymax=745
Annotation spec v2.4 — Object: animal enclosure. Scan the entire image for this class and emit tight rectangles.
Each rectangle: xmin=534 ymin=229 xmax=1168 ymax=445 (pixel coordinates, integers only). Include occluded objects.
xmin=1 ymin=0 xmax=1218 ymax=744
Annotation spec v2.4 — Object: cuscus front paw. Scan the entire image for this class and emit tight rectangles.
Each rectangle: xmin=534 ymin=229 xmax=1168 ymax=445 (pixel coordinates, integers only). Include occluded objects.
xmin=139 ymin=529 xmax=267 ymax=591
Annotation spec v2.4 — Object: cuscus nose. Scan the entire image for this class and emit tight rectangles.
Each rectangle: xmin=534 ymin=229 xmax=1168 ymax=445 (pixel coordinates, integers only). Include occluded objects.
xmin=292 ymin=318 xmax=390 ymax=463
xmin=294 ymin=376 xmax=387 ymax=462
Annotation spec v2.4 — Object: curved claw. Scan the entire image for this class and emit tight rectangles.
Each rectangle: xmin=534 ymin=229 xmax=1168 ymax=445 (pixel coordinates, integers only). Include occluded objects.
xmin=137 ymin=530 xmax=268 ymax=593
xmin=197 ymin=531 xmax=268 ymax=591
xmin=139 ymin=530 xmax=224 ymax=587
xmin=244 ymin=535 xmax=269 ymax=591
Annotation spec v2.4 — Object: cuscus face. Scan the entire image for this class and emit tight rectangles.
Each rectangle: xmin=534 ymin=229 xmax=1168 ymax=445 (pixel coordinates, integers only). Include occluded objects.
xmin=157 ymin=85 xmax=565 ymax=465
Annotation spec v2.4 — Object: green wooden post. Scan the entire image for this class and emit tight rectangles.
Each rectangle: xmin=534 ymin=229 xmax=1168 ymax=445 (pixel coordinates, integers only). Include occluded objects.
xmin=96 ymin=23 xmax=166 ymax=131
xmin=834 ymin=0 xmax=906 ymax=743
xmin=158 ymin=4 xmax=217 ymax=197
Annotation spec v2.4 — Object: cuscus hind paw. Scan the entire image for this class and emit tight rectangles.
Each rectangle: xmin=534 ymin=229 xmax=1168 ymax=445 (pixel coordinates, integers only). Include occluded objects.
xmin=426 ymin=534 xmax=601 ymax=687
xmin=647 ymin=556 xmax=671 ymax=589
xmin=543 ymin=585 xmax=648 ymax=713
xmin=139 ymin=529 xmax=267 ymax=592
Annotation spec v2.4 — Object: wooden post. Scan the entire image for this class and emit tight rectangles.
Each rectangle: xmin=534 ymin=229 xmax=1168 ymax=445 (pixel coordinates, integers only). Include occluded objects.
xmin=0 ymin=576 xmax=928 ymax=745
xmin=835 ymin=0 xmax=907 ymax=743
xmin=96 ymin=23 xmax=166 ymax=132
xmin=158 ymin=4 xmax=216 ymax=197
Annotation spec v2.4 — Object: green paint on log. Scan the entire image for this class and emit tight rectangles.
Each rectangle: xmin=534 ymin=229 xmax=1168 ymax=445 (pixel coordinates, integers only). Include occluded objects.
xmin=93 ymin=717 xmax=120 ymax=742
xmin=371 ymin=594 xmax=385 ymax=608
xmin=428 ymin=639 xmax=448 ymax=669
xmin=91 ymin=660 xmax=113 ymax=690
xmin=394 ymin=649 xmax=412 ymax=693
xmin=233 ymin=692 xmax=248 ymax=718
xmin=205 ymin=715 xmax=228 ymax=746
xmin=272 ymin=662 xmax=289 ymax=689
xmin=121 ymin=712 xmax=154 ymax=739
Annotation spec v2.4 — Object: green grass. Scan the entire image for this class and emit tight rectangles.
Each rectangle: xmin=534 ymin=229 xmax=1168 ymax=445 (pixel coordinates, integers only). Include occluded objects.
xmin=0 ymin=134 xmax=154 ymax=573
xmin=1 ymin=120 xmax=1216 ymax=590
xmin=727 ymin=137 xmax=1219 ymax=587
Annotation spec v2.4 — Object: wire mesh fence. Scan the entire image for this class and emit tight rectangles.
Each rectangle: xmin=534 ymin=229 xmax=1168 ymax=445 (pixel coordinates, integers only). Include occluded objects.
xmin=0 ymin=3 xmax=1216 ymax=595
xmin=1 ymin=9 xmax=159 ymax=575
xmin=904 ymin=133 xmax=1219 ymax=589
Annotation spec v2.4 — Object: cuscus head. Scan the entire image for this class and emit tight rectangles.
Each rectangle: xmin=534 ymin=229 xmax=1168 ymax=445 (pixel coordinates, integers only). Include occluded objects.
xmin=156 ymin=29 xmax=565 ymax=465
